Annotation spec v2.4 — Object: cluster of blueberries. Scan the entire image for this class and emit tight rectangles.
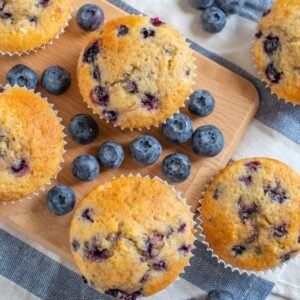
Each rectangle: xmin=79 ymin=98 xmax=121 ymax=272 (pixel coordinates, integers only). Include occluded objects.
xmin=47 ymin=89 xmax=224 ymax=216
xmin=188 ymin=0 xmax=246 ymax=33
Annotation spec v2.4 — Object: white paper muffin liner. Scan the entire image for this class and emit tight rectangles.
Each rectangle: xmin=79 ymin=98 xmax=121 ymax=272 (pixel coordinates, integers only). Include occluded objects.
xmin=0 ymin=12 xmax=72 ymax=56
xmin=79 ymin=15 xmax=197 ymax=132
xmin=72 ymin=173 xmax=197 ymax=295
xmin=251 ymin=25 xmax=298 ymax=107
xmin=0 ymin=84 xmax=67 ymax=205
xmin=197 ymin=163 xmax=300 ymax=277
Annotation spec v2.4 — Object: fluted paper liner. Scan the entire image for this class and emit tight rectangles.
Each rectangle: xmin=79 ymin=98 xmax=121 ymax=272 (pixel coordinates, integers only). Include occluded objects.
xmin=1 ymin=85 xmax=66 ymax=205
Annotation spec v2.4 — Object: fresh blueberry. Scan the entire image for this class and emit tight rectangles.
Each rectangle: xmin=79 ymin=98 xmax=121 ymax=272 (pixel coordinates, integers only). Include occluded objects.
xmin=188 ymin=0 xmax=215 ymax=9
xmin=188 ymin=90 xmax=215 ymax=117
xmin=161 ymin=153 xmax=191 ymax=183
xmin=46 ymin=185 xmax=76 ymax=216
xmin=41 ymin=66 xmax=71 ymax=95
xmin=192 ymin=125 xmax=224 ymax=157
xmin=162 ymin=113 xmax=193 ymax=144
xmin=72 ymin=155 xmax=100 ymax=182
xmin=130 ymin=135 xmax=162 ymax=165
xmin=6 ymin=64 xmax=38 ymax=90
xmin=202 ymin=7 xmax=226 ymax=33
xmin=97 ymin=141 xmax=124 ymax=169
xmin=76 ymin=4 xmax=104 ymax=32
xmin=68 ymin=114 xmax=99 ymax=145
xmin=207 ymin=289 xmax=235 ymax=300
xmin=215 ymin=0 xmax=246 ymax=14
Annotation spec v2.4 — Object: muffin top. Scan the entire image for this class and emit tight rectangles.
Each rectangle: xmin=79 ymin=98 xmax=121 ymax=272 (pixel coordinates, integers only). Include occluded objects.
xmin=77 ymin=15 xmax=195 ymax=129
xmin=253 ymin=0 xmax=300 ymax=104
xmin=70 ymin=176 xmax=195 ymax=298
xmin=201 ymin=158 xmax=300 ymax=271
xmin=0 ymin=86 xmax=64 ymax=201
xmin=0 ymin=0 xmax=73 ymax=53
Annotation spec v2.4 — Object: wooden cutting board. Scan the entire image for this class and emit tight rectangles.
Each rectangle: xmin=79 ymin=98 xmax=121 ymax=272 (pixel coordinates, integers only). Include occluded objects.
xmin=0 ymin=0 xmax=259 ymax=263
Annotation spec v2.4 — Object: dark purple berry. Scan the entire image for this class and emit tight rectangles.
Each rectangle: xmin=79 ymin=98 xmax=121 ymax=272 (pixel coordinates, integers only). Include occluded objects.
xmin=178 ymin=223 xmax=187 ymax=233
xmin=11 ymin=159 xmax=29 ymax=177
xmin=90 ymin=86 xmax=109 ymax=106
xmin=239 ymin=175 xmax=253 ymax=185
xmin=255 ymin=31 xmax=262 ymax=39
xmin=264 ymin=181 xmax=289 ymax=204
xmin=81 ymin=276 xmax=88 ymax=284
xmin=245 ymin=160 xmax=261 ymax=172
xmin=127 ymin=81 xmax=138 ymax=93
xmin=231 ymin=245 xmax=246 ymax=257
xmin=140 ymin=273 xmax=149 ymax=283
xmin=265 ymin=63 xmax=282 ymax=84
xmin=238 ymin=198 xmax=260 ymax=222
xmin=213 ymin=186 xmax=222 ymax=200
xmin=143 ymin=232 xmax=165 ymax=259
xmin=152 ymin=260 xmax=167 ymax=271
xmin=72 ymin=239 xmax=80 ymax=252
xmin=93 ymin=66 xmax=101 ymax=81
xmin=0 ymin=10 xmax=12 ymax=19
xmin=83 ymin=41 xmax=100 ymax=63
xmin=76 ymin=4 xmax=104 ymax=32
xmin=118 ymin=25 xmax=129 ymax=36
xmin=298 ymin=236 xmax=300 ymax=244
xmin=273 ymin=224 xmax=288 ymax=238
xmin=105 ymin=289 xmax=141 ymax=300
xmin=245 ymin=231 xmax=258 ymax=244
xmin=178 ymin=244 xmax=192 ymax=255
xmin=0 ymin=86 xmax=4 ymax=93
xmin=83 ymin=239 xmax=110 ymax=261
xmin=103 ymin=110 xmax=118 ymax=123
xmin=262 ymin=9 xmax=271 ymax=17
xmin=150 ymin=17 xmax=164 ymax=26
xmin=264 ymin=35 xmax=280 ymax=55
xmin=29 ymin=16 xmax=38 ymax=24
xmin=141 ymin=93 xmax=159 ymax=110
xmin=280 ymin=250 xmax=298 ymax=263
xmin=37 ymin=0 xmax=50 ymax=8
xmin=141 ymin=27 xmax=155 ymax=38
xmin=81 ymin=208 xmax=94 ymax=223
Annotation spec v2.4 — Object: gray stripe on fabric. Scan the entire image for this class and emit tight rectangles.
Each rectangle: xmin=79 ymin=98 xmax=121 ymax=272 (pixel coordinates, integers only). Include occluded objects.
xmin=182 ymin=241 xmax=274 ymax=300
xmin=0 ymin=229 xmax=109 ymax=300
xmin=107 ymin=0 xmax=300 ymax=145
xmin=239 ymin=0 xmax=273 ymax=22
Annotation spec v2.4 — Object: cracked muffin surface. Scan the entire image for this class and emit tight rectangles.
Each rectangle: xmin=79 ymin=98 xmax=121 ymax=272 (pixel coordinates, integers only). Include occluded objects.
xmin=77 ymin=15 xmax=195 ymax=129
xmin=253 ymin=0 xmax=300 ymax=104
xmin=0 ymin=86 xmax=64 ymax=201
xmin=0 ymin=0 xmax=72 ymax=53
xmin=70 ymin=176 xmax=195 ymax=299
xmin=201 ymin=158 xmax=300 ymax=271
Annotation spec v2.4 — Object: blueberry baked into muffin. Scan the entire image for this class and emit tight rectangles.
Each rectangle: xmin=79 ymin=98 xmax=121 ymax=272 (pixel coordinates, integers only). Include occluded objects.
xmin=201 ymin=158 xmax=300 ymax=271
xmin=0 ymin=0 xmax=73 ymax=53
xmin=77 ymin=15 xmax=195 ymax=129
xmin=70 ymin=176 xmax=195 ymax=299
xmin=0 ymin=86 xmax=64 ymax=201
xmin=253 ymin=0 xmax=300 ymax=105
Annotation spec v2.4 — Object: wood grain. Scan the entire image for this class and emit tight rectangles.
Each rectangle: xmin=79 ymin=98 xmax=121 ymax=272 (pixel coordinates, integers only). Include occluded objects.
xmin=0 ymin=0 xmax=259 ymax=263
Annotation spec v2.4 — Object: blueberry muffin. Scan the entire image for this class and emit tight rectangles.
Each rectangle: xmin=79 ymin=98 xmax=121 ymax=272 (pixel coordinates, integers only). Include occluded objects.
xmin=0 ymin=86 xmax=64 ymax=201
xmin=0 ymin=0 xmax=73 ymax=53
xmin=201 ymin=158 xmax=300 ymax=271
xmin=70 ymin=176 xmax=195 ymax=298
xmin=253 ymin=0 xmax=300 ymax=105
xmin=77 ymin=15 xmax=195 ymax=129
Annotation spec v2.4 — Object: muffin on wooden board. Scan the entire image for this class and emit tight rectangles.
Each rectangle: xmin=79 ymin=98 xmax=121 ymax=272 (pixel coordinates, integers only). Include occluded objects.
xmin=77 ymin=15 xmax=195 ymax=130
xmin=0 ymin=0 xmax=73 ymax=54
xmin=0 ymin=86 xmax=64 ymax=202
xmin=70 ymin=176 xmax=195 ymax=299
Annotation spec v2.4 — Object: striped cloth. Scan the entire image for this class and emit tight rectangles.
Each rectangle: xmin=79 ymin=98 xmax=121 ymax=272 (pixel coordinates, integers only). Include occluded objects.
xmin=1 ymin=0 xmax=299 ymax=299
